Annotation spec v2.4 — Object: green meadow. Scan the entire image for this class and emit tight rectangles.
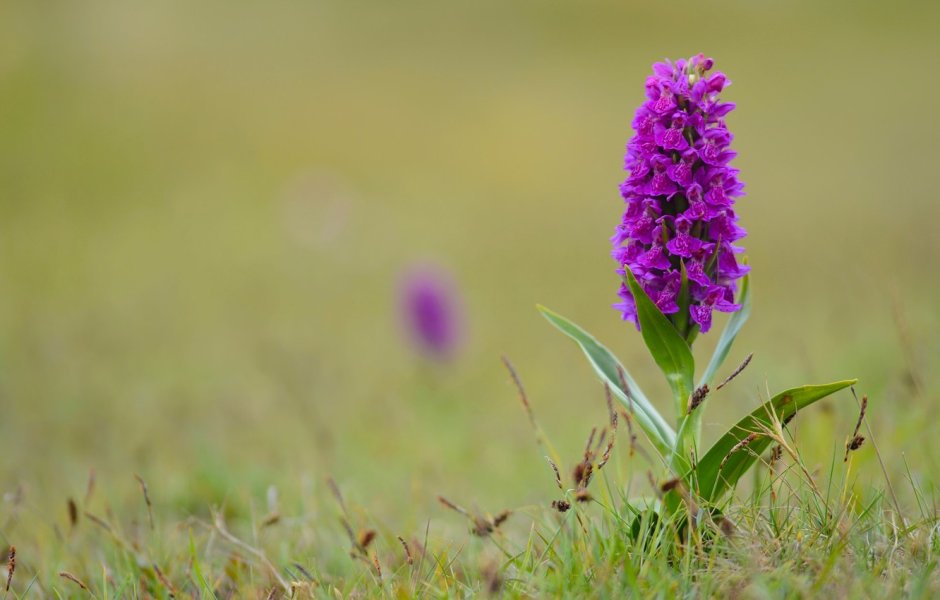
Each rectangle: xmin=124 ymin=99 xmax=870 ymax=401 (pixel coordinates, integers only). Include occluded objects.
xmin=1 ymin=1 xmax=939 ymax=596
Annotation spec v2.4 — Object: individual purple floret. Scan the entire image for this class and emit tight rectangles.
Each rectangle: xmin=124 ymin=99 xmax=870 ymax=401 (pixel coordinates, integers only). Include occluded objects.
xmin=400 ymin=265 xmax=463 ymax=360
xmin=612 ymin=54 xmax=748 ymax=335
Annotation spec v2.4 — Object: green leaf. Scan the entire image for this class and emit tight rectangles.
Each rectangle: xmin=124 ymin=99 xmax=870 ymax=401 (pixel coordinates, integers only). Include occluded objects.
xmin=538 ymin=305 xmax=675 ymax=457
xmin=621 ymin=496 xmax=661 ymax=518
xmin=189 ymin=529 xmax=215 ymax=597
xmin=698 ymin=273 xmax=752 ymax=389
xmin=624 ymin=269 xmax=695 ymax=420
xmin=692 ymin=379 xmax=857 ymax=503
xmin=682 ymin=273 xmax=752 ymax=452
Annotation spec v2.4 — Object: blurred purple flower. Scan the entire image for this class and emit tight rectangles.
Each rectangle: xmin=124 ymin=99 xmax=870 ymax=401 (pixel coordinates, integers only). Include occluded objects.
xmin=400 ymin=265 xmax=463 ymax=360
xmin=612 ymin=54 xmax=748 ymax=334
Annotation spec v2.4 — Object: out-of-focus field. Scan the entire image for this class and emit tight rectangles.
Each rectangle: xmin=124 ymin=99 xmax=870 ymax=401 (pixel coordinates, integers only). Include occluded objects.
xmin=1 ymin=0 xmax=939 ymax=539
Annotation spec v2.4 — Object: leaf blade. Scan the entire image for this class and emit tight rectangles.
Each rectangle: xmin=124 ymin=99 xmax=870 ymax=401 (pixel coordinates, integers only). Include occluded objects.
xmin=538 ymin=304 xmax=675 ymax=456
xmin=698 ymin=274 xmax=751 ymax=388
xmin=693 ymin=379 xmax=857 ymax=503
xmin=685 ymin=273 xmax=752 ymax=451
xmin=624 ymin=269 xmax=695 ymax=419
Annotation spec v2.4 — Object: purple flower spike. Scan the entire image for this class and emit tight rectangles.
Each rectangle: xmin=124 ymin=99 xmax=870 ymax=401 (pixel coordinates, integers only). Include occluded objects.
xmin=400 ymin=265 xmax=464 ymax=361
xmin=612 ymin=56 xmax=747 ymax=335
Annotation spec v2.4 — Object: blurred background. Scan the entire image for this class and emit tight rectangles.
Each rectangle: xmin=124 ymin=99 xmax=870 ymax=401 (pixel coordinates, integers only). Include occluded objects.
xmin=1 ymin=0 xmax=938 ymax=524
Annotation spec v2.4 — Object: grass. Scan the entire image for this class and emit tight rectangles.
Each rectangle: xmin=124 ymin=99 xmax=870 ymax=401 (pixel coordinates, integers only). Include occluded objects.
xmin=3 ymin=371 xmax=939 ymax=598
